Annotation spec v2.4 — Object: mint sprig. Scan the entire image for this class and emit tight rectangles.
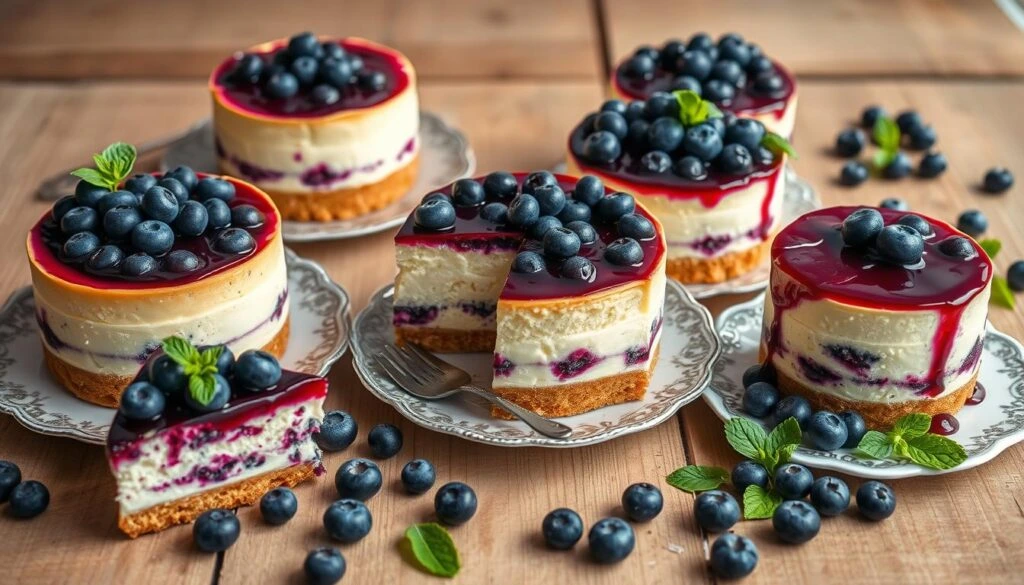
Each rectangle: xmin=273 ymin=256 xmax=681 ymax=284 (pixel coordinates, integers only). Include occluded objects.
xmin=665 ymin=465 xmax=730 ymax=493
xmin=71 ymin=142 xmax=137 ymax=192
xmin=991 ymin=276 xmax=1016 ymax=310
xmin=979 ymin=238 xmax=1002 ymax=259
xmin=404 ymin=523 xmax=460 ymax=578
xmin=856 ymin=413 xmax=967 ymax=470
xmin=161 ymin=336 xmax=224 ymax=406
xmin=672 ymin=90 xmax=723 ymax=127
xmin=871 ymin=116 xmax=901 ymax=170
xmin=761 ymin=132 xmax=797 ymax=160
xmin=742 ymin=484 xmax=782 ymax=520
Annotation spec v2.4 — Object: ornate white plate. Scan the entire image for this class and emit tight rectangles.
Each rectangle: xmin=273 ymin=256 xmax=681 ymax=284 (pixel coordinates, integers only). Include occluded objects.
xmin=351 ymin=280 xmax=720 ymax=447
xmin=162 ymin=112 xmax=475 ymax=242
xmin=706 ymin=293 xmax=1024 ymax=479
xmin=0 ymin=250 xmax=351 ymax=445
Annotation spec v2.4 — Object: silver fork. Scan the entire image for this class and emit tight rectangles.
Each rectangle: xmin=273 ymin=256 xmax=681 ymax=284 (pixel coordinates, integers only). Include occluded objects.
xmin=375 ymin=343 xmax=573 ymax=439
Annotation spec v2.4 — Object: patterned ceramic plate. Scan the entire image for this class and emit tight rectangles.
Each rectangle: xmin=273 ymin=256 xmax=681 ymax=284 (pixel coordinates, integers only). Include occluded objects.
xmin=706 ymin=293 xmax=1024 ymax=479
xmin=351 ymin=280 xmax=721 ymax=447
xmin=163 ymin=112 xmax=475 ymax=242
xmin=0 ymin=250 xmax=351 ymax=445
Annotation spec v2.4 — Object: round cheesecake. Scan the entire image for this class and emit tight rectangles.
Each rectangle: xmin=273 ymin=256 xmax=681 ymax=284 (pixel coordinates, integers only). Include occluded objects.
xmin=611 ymin=34 xmax=797 ymax=138
xmin=27 ymin=173 xmax=290 ymax=408
xmin=760 ymin=206 xmax=992 ymax=428
xmin=211 ymin=34 xmax=419 ymax=222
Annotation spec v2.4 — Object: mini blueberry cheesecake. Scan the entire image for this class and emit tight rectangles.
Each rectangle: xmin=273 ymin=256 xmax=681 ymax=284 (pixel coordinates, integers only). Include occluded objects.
xmin=211 ymin=32 xmax=419 ymax=222
xmin=26 ymin=144 xmax=289 ymax=408
xmin=566 ymin=90 xmax=792 ymax=284
xmin=761 ymin=206 xmax=992 ymax=428
xmin=107 ymin=338 xmax=327 ymax=537
xmin=612 ymin=33 xmax=797 ymax=138
xmin=393 ymin=172 xmax=667 ymax=418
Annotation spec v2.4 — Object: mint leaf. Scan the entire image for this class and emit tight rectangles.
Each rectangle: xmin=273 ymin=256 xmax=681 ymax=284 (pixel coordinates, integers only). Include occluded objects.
xmin=69 ymin=168 xmax=110 ymax=191
xmin=765 ymin=417 xmax=802 ymax=454
xmin=892 ymin=413 xmax=931 ymax=440
xmin=188 ymin=374 xmax=216 ymax=407
xmin=71 ymin=142 xmax=136 ymax=192
xmin=872 ymin=116 xmax=900 ymax=152
xmin=161 ymin=336 xmax=200 ymax=367
xmin=776 ymin=443 xmax=798 ymax=465
xmin=742 ymin=484 xmax=781 ymax=520
xmin=872 ymin=149 xmax=896 ymax=171
xmin=665 ymin=465 xmax=731 ymax=493
xmin=979 ymin=238 xmax=1002 ymax=259
xmin=856 ymin=430 xmax=893 ymax=460
xmin=761 ymin=132 xmax=797 ymax=159
xmin=705 ymin=101 xmax=724 ymax=119
xmin=199 ymin=346 xmax=224 ymax=372
xmin=672 ymin=90 xmax=722 ymax=126
xmin=905 ymin=434 xmax=968 ymax=470
xmin=405 ymin=523 xmax=460 ymax=578
xmin=724 ymin=417 xmax=769 ymax=462
xmin=991 ymin=276 xmax=1016 ymax=310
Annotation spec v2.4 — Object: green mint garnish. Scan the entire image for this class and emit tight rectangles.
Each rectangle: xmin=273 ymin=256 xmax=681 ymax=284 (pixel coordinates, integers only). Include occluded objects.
xmin=161 ymin=336 xmax=224 ymax=407
xmin=724 ymin=416 xmax=802 ymax=472
xmin=904 ymin=434 xmax=968 ymax=470
xmin=672 ymin=89 xmax=723 ymax=126
xmin=761 ymin=132 xmax=797 ymax=160
xmin=871 ymin=116 xmax=901 ymax=170
xmin=404 ymin=523 xmax=460 ymax=578
xmin=70 ymin=142 xmax=137 ymax=192
xmin=991 ymin=276 xmax=1016 ymax=310
xmin=856 ymin=413 xmax=967 ymax=470
xmin=856 ymin=430 xmax=893 ymax=460
xmin=665 ymin=465 xmax=730 ymax=493
xmin=979 ymin=238 xmax=1002 ymax=259
xmin=742 ymin=484 xmax=782 ymax=520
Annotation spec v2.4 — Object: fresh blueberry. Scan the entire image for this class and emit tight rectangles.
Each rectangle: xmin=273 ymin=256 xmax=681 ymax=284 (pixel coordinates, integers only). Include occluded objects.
xmin=810 ymin=476 xmax=850 ymax=517
xmin=703 ymin=79 xmax=736 ymax=103
xmin=74 ymin=180 xmax=108 ymax=207
xmin=480 ymin=202 xmax=509 ymax=224
xmin=618 ymin=214 xmax=656 ymax=241
xmin=435 ymin=481 xmax=478 ymax=526
xmin=983 ymin=167 xmax=1014 ymax=193
xmin=194 ymin=177 xmax=236 ymax=202
xmin=772 ymin=500 xmax=820 ymax=544
xmin=839 ymin=410 xmax=868 ymax=448
xmin=806 ymin=411 xmax=849 ymax=451
xmin=742 ymin=382 xmax=779 ymax=418
xmin=357 ymin=70 xmax=387 ymax=91
xmin=483 ymin=171 xmax=519 ymax=199
xmin=204 ymin=199 xmax=232 ymax=229
xmin=543 ymin=227 xmax=582 ymax=259
xmin=174 ymin=201 xmax=209 ymax=237
xmin=62 ymin=232 xmax=100 ymax=260
xmin=319 ymin=58 xmax=354 ymax=88
xmin=263 ymin=70 xmax=300 ymax=99
xmin=856 ymin=480 xmax=897 ymax=521
xmin=639 ymin=150 xmax=672 ymax=174
xmin=51 ymin=195 xmax=78 ymax=223
xmin=260 ymin=486 xmax=298 ymax=525
xmin=0 ymin=461 xmax=21 ymax=503
xmin=564 ymin=221 xmax=597 ymax=245
xmin=600 ymin=99 xmax=628 ymax=115
xmin=710 ymin=59 xmax=745 ymax=87
xmin=861 ymin=105 xmax=887 ymax=128
xmin=678 ymin=50 xmax=713 ymax=80
xmin=148 ymin=354 xmax=185 ymax=397
xmin=835 ymin=129 xmax=866 ymax=157
xmin=289 ymin=55 xmax=319 ymax=86
xmin=557 ymin=200 xmax=591 ymax=224
xmin=234 ymin=349 xmax=282 ymax=390
xmin=533 ymin=184 xmax=567 ymax=217
xmin=311 ymin=84 xmax=340 ymax=106
xmin=879 ymin=197 xmax=909 ymax=211
xmin=521 ymin=171 xmax=558 ymax=195
xmin=214 ymin=227 xmax=256 ymax=254
xmin=623 ymin=101 xmax=646 ymax=122
xmin=882 ymin=152 xmax=912 ymax=179
xmin=414 ymin=198 xmax=456 ymax=230
xmin=621 ymin=482 xmax=663 ymax=522
xmin=709 ymin=533 xmax=758 ymax=579
xmin=335 ymin=458 xmax=382 ymax=501
xmin=572 ymin=175 xmax=605 ymax=207
xmin=228 ymin=53 xmax=264 ymax=84
xmin=895 ymin=110 xmax=923 ymax=133
xmin=621 ymin=54 xmax=656 ymax=80
xmin=725 ymin=119 xmax=766 ymax=153
xmin=193 ymin=509 xmax=240 ymax=552
xmin=604 ymin=238 xmax=644 ymax=265
xmin=742 ymin=363 xmax=776 ymax=387
xmin=542 ymin=508 xmax=584 ymax=550
xmin=121 ymin=253 xmax=158 ymax=276
xmin=129 ymin=220 xmax=174 ymax=256
xmin=774 ymin=463 xmax=814 ymax=500
xmin=451 ymin=178 xmax=486 ymax=207
xmin=918 ymin=151 xmax=948 ymax=178
xmin=957 ymin=210 xmax=988 ymax=237
xmin=1008 ymin=261 xmax=1024 ymax=292
xmin=772 ymin=395 xmax=813 ymax=429
xmin=367 ymin=423 xmax=403 ymax=459
xmin=876 ymin=224 xmax=925 ymax=265
xmin=624 ymin=121 xmax=650 ymax=155
xmin=670 ymin=75 xmax=702 ymax=94
xmin=61 ymin=206 xmax=98 ymax=235
xmin=693 ymin=490 xmax=740 ymax=532
xmin=119 ymin=380 xmax=166 ymax=421
xmin=528 ymin=215 xmax=562 ymax=241
xmin=87 ymin=244 xmax=124 ymax=270
xmin=199 ymin=345 xmax=234 ymax=377
xmin=593 ymin=111 xmax=629 ymax=140
xmin=719 ymin=42 xmax=752 ymax=67
xmin=231 ymin=204 xmax=265 ymax=228
xmin=841 ymin=208 xmax=884 ymax=247
xmin=674 ymin=156 xmax=708 ymax=180
xmin=164 ymin=166 xmax=198 ymax=192
xmin=324 ymin=499 xmax=373 ymax=544
xmin=751 ymin=71 xmax=784 ymax=95
xmin=507 ymin=194 xmax=541 ymax=228
xmin=400 ymin=459 xmax=436 ymax=495
xmin=304 ymin=548 xmax=346 ymax=585
xmin=124 ymin=174 xmax=158 ymax=196
xmin=588 ymin=517 xmax=635 ymax=563
xmin=582 ymin=130 xmax=622 ymax=164
xmin=315 ymin=410 xmax=358 ymax=452
xmin=8 ymin=481 xmax=49 ymax=519
xmin=321 ymin=42 xmax=346 ymax=61
xmin=747 ymin=55 xmax=774 ymax=75
xmin=731 ymin=460 xmax=770 ymax=493
xmin=646 ymin=116 xmax=685 ymax=152
xmin=560 ymin=255 xmax=596 ymax=280
xmin=98 ymin=190 xmax=139 ymax=215
xmin=102 ymin=205 xmax=142 ymax=240
xmin=184 ymin=374 xmax=230 ymax=412
xmin=157 ymin=178 xmax=189 ymax=205
xmin=512 ymin=250 xmax=545 ymax=273
xmin=141 ymin=186 xmax=180 ymax=223
xmin=897 ymin=214 xmax=933 ymax=237
xmin=596 ymin=192 xmax=635 ymax=221
xmin=166 ymin=249 xmax=200 ymax=273
xmin=687 ymin=32 xmax=714 ymax=52
xmin=287 ymin=32 xmax=320 ymax=57
xmin=907 ymin=125 xmax=936 ymax=150
xmin=717 ymin=143 xmax=753 ymax=175
xmin=682 ymin=123 xmax=724 ymax=161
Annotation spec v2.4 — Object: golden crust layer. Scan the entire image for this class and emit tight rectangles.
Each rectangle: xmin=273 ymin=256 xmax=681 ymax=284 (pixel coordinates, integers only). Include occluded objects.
xmin=118 ymin=462 xmax=316 ymax=538
xmin=44 ymin=318 xmax=290 ymax=408
xmin=667 ymin=237 xmax=772 ymax=284
xmin=394 ymin=325 xmax=496 ymax=353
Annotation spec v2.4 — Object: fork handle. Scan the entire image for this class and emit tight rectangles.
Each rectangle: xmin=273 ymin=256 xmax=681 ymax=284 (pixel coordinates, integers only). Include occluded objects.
xmin=461 ymin=385 xmax=573 ymax=439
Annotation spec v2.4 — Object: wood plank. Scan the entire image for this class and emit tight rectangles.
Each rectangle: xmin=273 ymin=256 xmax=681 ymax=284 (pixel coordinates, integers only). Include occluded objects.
xmin=602 ymin=0 xmax=1024 ymax=77
xmin=684 ymin=79 xmax=1024 ymax=585
xmin=0 ymin=0 xmax=601 ymax=80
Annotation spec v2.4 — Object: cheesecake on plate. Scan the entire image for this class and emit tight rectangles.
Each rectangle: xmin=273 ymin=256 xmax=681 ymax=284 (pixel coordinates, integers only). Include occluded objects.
xmin=761 ymin=206 xmax=992 ymax=428
xmin=393 ymin=172 xmax=666 ymax=418
xmin=211 ymin=33 xmax=419 ymax=221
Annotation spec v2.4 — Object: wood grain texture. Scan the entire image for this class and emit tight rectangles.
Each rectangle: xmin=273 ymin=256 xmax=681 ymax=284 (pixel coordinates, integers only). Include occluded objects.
xmin=0 ymin=0 xmax=601 ymax=80
xmin=603 ymin=0 xmax=1024 ymax=77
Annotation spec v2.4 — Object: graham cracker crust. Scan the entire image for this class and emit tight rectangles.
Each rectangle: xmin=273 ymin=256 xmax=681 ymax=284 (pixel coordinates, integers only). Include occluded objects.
xmin=394 ymin=326 xmax=496 ymax=353
xmin=667 ymin=237 xmax=772 ymax=284
xmin=118 ymin=462 xmax=316 ymax=538
xmin=490 ymin=350 xmax=660 ymax=419
xmin=251 ymin=155 xmax=419 ymax=222
xmin=44 ymin=317 xmax=290 ymax=408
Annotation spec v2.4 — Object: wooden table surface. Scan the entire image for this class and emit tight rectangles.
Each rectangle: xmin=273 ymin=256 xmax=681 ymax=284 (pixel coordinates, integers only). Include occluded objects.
xmin=1 ymin=2 xmax=1023 ymax=584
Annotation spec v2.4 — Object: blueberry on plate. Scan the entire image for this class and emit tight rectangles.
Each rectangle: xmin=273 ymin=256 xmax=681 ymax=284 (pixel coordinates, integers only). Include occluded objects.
xmin=51 ymin=195 xmax=78 ymax=223
xmin=204 ymin=199 xmax=232 ymax=229
xmin=234 ymin=349 xmax=282 ymax=390
xmin=194 ymin=177 xmax=236 ymax=202
xmin=582 ymin=131 xmax=622 ymax=164
xmin=512 ymin=250 xmax=545 ymax=274
xmin=121 ymin=253 xmax=158 ymax=277
xmin=119 ymin=381 xmax=166 ymax=420
xmin=742 ymin=381 xmax=779 ymax=418
xmin=414 ymin=198 xmax=456 ymax=230
xmin=157 ymin=178 xmax=189 ymax=205
xmin=184 ymin=374 xmax=231 ymax=412
xmin=918 ymin=151 xmax=948 ymax=178
xmin=324 ymin=499 xmax=373 ymax=543
xmin=103 ymin=205 xmax=142 ymax=240
xmin=61 ymin=206 xmax=99 ymax=235
xmin=861 ymin=105 xmax=887 ymax=128
xmin=857 ymin=480 xmax=897 ymax=520
xmin=882 ymin=152 xmax=912 ymax=179
xmin=772 ymin=395 xmax=813 ymax=429
xmin=806 ymin=411 xmax=849 ymax=451
xmin=214 ymin=227 xmax=256 ymax=254
xmin=596 ymin=192 xmax=635 ymax=222
xmin=673 ymin=156 xmax=708 ymax=181
xmin=956 ymin=210 xmax=988 ymax=237
xmin=835 ymin=129 xmax=866 ymax=158
xmin=682 ymin=123 xmax=724 ymax=161
xmin=557 ymin=200 xmax=591 ymax=224
xmin=451 ymin=178 xmax=486 ymax=207
xmin=593 ymin=111 xmax=628 ymax=140
xmin=710 ymin=533 xmax=758 ymax=579
xmin=839 ymin=410 xmax=868 ymax=448
xmin=879 ymin=197 xmax=909 ymax=211
xmin=693 ymin=490 xmax=740 ymax=532
xmin=810 ymin=476 xmax=850 ymax=517
xmin=131 ymin=220 xmax=175 ymax=256
xmin=435 ymin=482 xmax=478 ymax=526
xmin=263 ymin=70 xmax=300 ymax=99
xmin=480 ymin=202 xmax=509 ymax=224
xmin=304 ymin=547 xmax=346 ymax=585
xmin=527 ymin=215 xmax=561 ymax=241
xmin=543 ymin=227 xmax=582 ymax=259
xmin=717 ymin=143 xmax=753 ymax=175
xmin=841 ymin=208 xmax=884 ymax=248
xmin=482 ymin=172 xmax=518 ymax=199
xmin=621 ymin=482 xmax=663 ymax=522
xmin=564 ymin=221 xmax=597 ymax=245
xmin=74 ymin=180 xmax=108 ymax=208
xmin=572 ymin=175 xmax=605 ymax=207
xmin=335 ymin=458 xmax=382 ymax=501
xmin=148 ymin=354 xmax=186 ymax=397
xmin=876 ymin=224 xmax=925 ymax=265
xmin=897 ymin=214 xmax=933 ymax=237
xmin=639 ymin=150 xmax=672 ymax=174
xmin=895 ymin=110 xmax=923 ymax=134
xmin=124 ymin=174 xmax=158 ymax=196
xmin=742 ymin=363 xmax=776 ymax=387
xmin=604 ymin=238 xmax=644 ymax=266
xmin=983 ymin=167 xmax=1014 ymax=194
xmin=774 ymin=463 xmax=814 ymax=500
xmin=542 ymin=508 xmax=584 ymax=550
xmin=98 ymin=190 xmax=139 ymax=215
xmin=174 ymin=201 xmax=209 ymax=237
xmin=316 ymin=410 xmax=359 ymax=452
xmin=772 ymin=500 xmax=820 ymax=544
xmin=0 ymin=460 xmax=21 ymax=503
xmin=588 ymin=517 xmax=635 ymax=563
xmin=560 ymin=255 xmax=596 ymax=280
xmin=260 ymin=486 xmax=298 ymax=525
xmin=907 ymin=125 xmax=936 ymax=150
xmin=533 ymin=184 xmax=567 ymax=217
xmin=522 ymin=171 xmax=558 ymax=195
xmin=401 ymin=459 xmax=436 ymax=495
xmin=231 ymin=204 xmax=265 ymax=228
xmin=193 ymin=509 xmax=240 ymax=552
xmin=166 ymin=250 xmax=200 ymax=273
xmin=731 ymin=460 xmax=769 ymax=494
xmin=725 ymin=119 xmax=766 ymax=153
xmin=507 ymin=194 xmax=541 ymax=228
xmin=164 ymin=166 xmax=198 ymax=192
xmin=63 ymin=232 xmax=101 ymax=260
xmin=646 ymin=117 xmax=685 ymax=153
xmin=8 ymin=480 xmax=49 ymax=519
xmin=367 ymin=423 xmax=403 ymax=459
xmin=1008 ymin=260 xmax=1024 ymax=292
xmin=618 ymin=213 xmax=656 ymax=241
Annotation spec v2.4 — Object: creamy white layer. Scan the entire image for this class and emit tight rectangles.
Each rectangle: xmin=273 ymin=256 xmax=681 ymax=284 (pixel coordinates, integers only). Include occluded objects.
xmin=762 ymin=270 xmax=990 ymax=403
xmin=112 ymin=397 xmax=323 ymax=516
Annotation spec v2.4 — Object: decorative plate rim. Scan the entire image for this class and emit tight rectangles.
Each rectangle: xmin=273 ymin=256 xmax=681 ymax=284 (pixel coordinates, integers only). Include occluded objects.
xmin=350 ymin=279 xmax=722 ymax=448
xmin=705 ymin=293 xmax=1024 ymax=478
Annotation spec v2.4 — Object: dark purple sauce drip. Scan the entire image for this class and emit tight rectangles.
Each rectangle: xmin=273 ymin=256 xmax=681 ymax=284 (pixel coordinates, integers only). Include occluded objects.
xmin=796 ymin=356 xmax=843 ymax=385
xmin=930 ymin=413 xmax=960 ymax=436
xmin=824 ymin=344 xmax=881 ymax=375
xmin=955 ymin=338 xmax=984 ymax=376
xmin=392 ymin=306 xmax=439 ymax=326
xmin=966 ymin=383 xmax=986 ymax=406
xmin=552 ymin=349 xmax=603 ymax=381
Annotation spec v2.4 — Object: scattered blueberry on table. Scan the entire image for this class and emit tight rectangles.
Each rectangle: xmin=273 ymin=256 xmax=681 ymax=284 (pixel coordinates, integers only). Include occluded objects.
xmin=8 ymin=480 xmax=49 ymax=519
xmin=304 ymin=547 xmax=346 ymax=585
xmin=1008 ymin=261 xmax=1024 ymax=292
xmin=774 ymin=463 xmax=814 ymax=500
xmin=839 ymin=161 xmax=869 ymax=186
xmin=772 ymin=500 xmax=821 ymax=544
xmin=323 ymin=499 xmax=373 ymax=543
xmin=857 ymin=481 xmax=897 ymax=521
xmin=621 ymin=483 xmax=663 ymax=522
xmin=731 ymin=460 xmax=769 ymax=493
xmin=542 ymin=508 xmax=584 ymax=550
xmin=193 ymin=509 xmax=240 ymax=552
xmin=694 ymin=490 xmax=740 ymax=533
xmin=315 ymin=410 xmax=359 ymax=452
xmin=710 ymin=533 xmax=759 ymax=579
xmin=434 ymin=482 xmax=478 ymax=526
xmin=335 ymin=458 xmax=383 ymax=501
xmin=0 ymin=461 xmax=22 ymax=503
xmin=260 ymin=486 xmax=298 ymax=525
xmin=956 ymin=210 xmax=988 ymax=237
xmin=400 ymin=459 xmax=436 ymax=495
xmin=367 ymin=423 xmax=403 ymax=459
xmin=806 ymin=411 xmax=849 ymax=451
xmin=982 ymin=167 xmax=1014 ymax=194
xmin=809 ymin=477 xmax=850 ymax=517
xmin=588 ymin=517 xmax=635 ymax=563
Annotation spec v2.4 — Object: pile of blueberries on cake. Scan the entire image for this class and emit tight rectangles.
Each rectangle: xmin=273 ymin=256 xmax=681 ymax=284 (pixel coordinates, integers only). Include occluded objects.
xmin=223 ymin=32 xmax=385 ymax=105
xmin=49 ymin=166 xmax=262 ymax=279
xmin=619 ymin=33 xmax=787 ymax=103
xmin=413 ymin=171 xmax=656 ymax=280
xmin=840 ymin=207 xmax=974 ymax=265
